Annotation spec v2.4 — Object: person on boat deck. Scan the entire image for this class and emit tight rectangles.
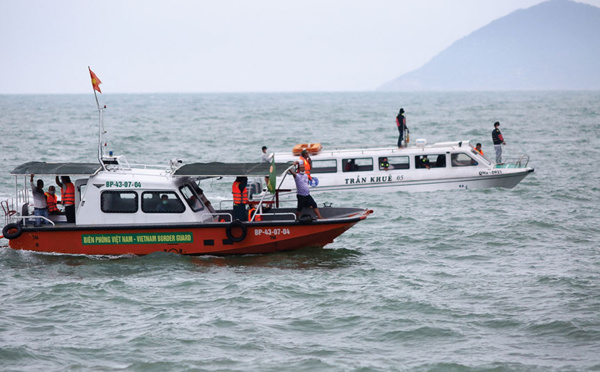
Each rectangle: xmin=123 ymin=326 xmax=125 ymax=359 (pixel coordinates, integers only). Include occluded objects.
xmin=345 ymin=159 xmax=358 ymax=171
xmin=288 ymin=162 xmax=324 ymax=220
xmin=30 ymin=174 xmax=49 ymax=226
xmin=419 ymin=156 xmax=431 ymax=169
xmin=380 ymin=157 xmax=390 ymax=171
xmin=261 ymin=146 xmax=273 ymax=187
xmin=298 ymin=149 xmax=312 ymax=180
xmin=156 ymin=194 xmax=170 ymax=212
xmin=232 ymin=176 xmax=249 ymax=221
xmin=396 ymin=108 xmax=408 ymax=148
xmin=492 ymin=122 xmax=506 ymax=164
xmin=261 ymin=146 xmax=273 ymax=163
xmin=56 ymin=175 xmax=76 ymax=223
xmin=45 ymin=185 xmax=61 ymax=215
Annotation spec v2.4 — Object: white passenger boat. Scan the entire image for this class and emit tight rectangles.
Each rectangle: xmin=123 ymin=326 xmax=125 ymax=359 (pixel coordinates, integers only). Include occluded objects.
xmin=271 ymin=140 xmax=534 ymax=193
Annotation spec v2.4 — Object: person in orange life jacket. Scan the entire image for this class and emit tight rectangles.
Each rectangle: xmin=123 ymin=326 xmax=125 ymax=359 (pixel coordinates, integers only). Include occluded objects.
xmin=492 ymin=121 xmax=506 ymax=164
xmin=232 ymin=176 xmax=249 ymax=221
xmin=396 ymin=108 xmax=408 ymax=148
xmin=474 ymin=143 xmax=484 ymax=156
xmin=45 ymin=185 xmax=60 ymax=215
xmin=289 ymin=162 xmax=323 ymax=220
xmin=30 ymin=174 xmax=49 ymax=226
xmin=56 ymin=175 xmax=76 ymax=223
xmin=298 ymin=149 xmax=312 ymax=180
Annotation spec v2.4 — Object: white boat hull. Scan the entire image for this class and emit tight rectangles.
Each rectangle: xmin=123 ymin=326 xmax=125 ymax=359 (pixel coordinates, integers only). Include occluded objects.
xmin=270 ymin=141 xmax=534 ymax=194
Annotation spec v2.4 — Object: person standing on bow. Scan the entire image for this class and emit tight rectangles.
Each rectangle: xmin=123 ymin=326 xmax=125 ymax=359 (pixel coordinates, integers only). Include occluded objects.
xmin=396 ymin=108 xmax=408 ymax=148
xmin=288 ymin=162 xmax=323 ymax=220
xmin=232 ymin=176 xmax=249 ymax=221
xmin=492 ymin=121 xmax=506 ymax=164
xmin=30 ymin=174 xmax=49 ymax=226
xmin=56 ymin=175 xmax=76 ymax=223
xmin=45 ymin=185 xmax=60 ymax=215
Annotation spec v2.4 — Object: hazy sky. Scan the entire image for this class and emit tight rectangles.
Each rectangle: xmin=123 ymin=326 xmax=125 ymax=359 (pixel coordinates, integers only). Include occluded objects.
xmin=1 ymin=0 xmax=599 ymax=94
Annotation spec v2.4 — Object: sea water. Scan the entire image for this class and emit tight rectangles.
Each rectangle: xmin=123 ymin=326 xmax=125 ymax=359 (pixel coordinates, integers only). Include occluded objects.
xmin=0 ymin=91 xmax=599 ymax=371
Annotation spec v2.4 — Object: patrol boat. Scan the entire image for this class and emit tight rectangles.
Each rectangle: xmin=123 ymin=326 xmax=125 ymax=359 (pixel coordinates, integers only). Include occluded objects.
xmin=0 ymin=74 xmax=372 ymax=255
xmin=0 ymin=158 xmax=372 ymax=256
xmin=270 ymin=140 xmax=534 ymax=193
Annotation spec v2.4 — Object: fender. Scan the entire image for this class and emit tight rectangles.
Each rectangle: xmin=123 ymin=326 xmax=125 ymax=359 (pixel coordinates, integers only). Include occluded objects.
xmin=225 ymin=220 xmax=247 ymax=242
xmin=2 ymin=223 xmax=23 ymax=240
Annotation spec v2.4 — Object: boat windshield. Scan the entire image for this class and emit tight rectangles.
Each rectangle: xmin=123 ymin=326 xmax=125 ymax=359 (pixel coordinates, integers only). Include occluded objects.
xmin=179 ymin=184 xmax=204 ymax=212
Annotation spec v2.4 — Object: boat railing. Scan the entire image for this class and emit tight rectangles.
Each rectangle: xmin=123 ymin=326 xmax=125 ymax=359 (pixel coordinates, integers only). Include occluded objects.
xmin=204 ymin=212 xmax=233 ymax=223
xmin=9 ymin=215 xmax=56 ymax=227
xmin=252 ymin=212 xmax=297 ymax=222
xmin=2 ymin=199 xmax=17 ymax=226
xmin=495 ymin=154 xmax=530 ymax=169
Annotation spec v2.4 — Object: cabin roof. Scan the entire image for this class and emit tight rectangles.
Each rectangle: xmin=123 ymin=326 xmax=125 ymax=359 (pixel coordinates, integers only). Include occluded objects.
xmin=11 ymin=162 xmax=102 ymax=176
xmin=173 ymin=162 xmax=289 ymax=177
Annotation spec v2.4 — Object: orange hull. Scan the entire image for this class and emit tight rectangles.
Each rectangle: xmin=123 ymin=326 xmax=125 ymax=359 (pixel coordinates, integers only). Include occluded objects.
xmin=8 ymin=221 xmax=359 ymax=256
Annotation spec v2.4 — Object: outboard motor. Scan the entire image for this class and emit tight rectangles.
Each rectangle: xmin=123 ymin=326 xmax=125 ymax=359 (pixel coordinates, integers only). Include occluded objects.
xmin=248 ymin=179 xmax=263 ymax=199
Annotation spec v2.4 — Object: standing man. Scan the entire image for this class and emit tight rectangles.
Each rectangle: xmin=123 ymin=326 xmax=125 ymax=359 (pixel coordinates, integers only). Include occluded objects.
xmin=232 ymin=176 xmax=249 ymax=221
xmin=288 ymin=162 xmax=323 ymax=220
xmin=396 ymin=108 xmax=408 ymax=148
xmin=261 ymin=146 xmax=272 ymax=163
xmin=30 ymin=174 xmax=49 ymax=226
xmin=56 ymin=175 xmax=76 ymax=223
xmin=492 ymin=121 xmax=506 ymax=164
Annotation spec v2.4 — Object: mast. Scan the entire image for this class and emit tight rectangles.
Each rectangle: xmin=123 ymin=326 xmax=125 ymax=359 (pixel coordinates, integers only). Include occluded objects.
xmin=88 ymin=67 xmax=106 ymax=169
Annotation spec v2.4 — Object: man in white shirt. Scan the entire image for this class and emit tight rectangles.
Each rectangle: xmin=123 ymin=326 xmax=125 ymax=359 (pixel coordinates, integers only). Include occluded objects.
xmin=261 ymin=146 xmax=273 ymax=163
xmin=288 ymin=162 xmax=324 ymax=220
xmin=30 ymin=174 xmax=49 ymax=226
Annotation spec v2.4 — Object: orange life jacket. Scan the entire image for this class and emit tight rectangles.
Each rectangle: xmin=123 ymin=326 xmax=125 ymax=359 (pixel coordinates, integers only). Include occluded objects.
xmin=45 ymin=192 xmax=59 ymax=213
xmin=232 ymin=181 xmax=248 ymax=205
xmin=248 ymin=207 xmax=262 ymax=221
xmin=299 ymin=156 xmax=312 ymax=180
xmin=61 ymin=183 xmax=75 ymax=206
xmin=475 ymin=148 xmax=484 ymax=155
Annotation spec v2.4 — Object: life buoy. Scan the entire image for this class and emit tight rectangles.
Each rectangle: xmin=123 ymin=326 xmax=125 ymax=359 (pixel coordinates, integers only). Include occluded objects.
xmin=226 ymin=220 xmax=247 ymax=242
xmin=307 ymin=143 xmax=322 ymax=154
xmin=292 ymin=143 xmax=309 ymax=156
xmin=2 ymin=223 xmax=23 ymax=240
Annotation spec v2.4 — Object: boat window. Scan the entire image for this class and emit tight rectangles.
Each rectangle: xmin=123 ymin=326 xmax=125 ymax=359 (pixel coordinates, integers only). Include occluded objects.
xmin=179 ymin=185 xmax=205 ymax=212
xmin=101 ymin=191 xmax=138 ymax=213
xmin=342 ymin=158 xmax=373 ymax=172
xmin=310 ymin=159 xmax=337 ymax=173
xmin=451 ymin=153 xmax=478 ymax=167
xmin=415 ymin=154 xmax=446 ymax=169
xmin=141 ymin=192 xmax=186 ymax=213
xmin=379 ymin=156 xmax=409 ymax=170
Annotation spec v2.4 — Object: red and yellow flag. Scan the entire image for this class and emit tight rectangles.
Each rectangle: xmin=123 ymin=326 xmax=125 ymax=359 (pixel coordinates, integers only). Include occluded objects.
xmin=88 ymin=67 xmax=102 ymax=93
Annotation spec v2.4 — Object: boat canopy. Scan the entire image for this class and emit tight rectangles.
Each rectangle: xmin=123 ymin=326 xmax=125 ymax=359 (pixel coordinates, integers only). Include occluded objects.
xmin=10 ymin=162 xmax=102 ymax=176
xmin=173 ymin=162 xmax=290 ymax=177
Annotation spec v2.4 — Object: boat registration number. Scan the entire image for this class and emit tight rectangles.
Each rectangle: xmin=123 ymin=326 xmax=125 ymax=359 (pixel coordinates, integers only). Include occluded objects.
xmin=478 ymin=170 xmax=503 ymax=175
xmin=255 ymin=228 xmax=291 ymax=236
xmin=106 ymin=181 xmax=142 ymax=188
